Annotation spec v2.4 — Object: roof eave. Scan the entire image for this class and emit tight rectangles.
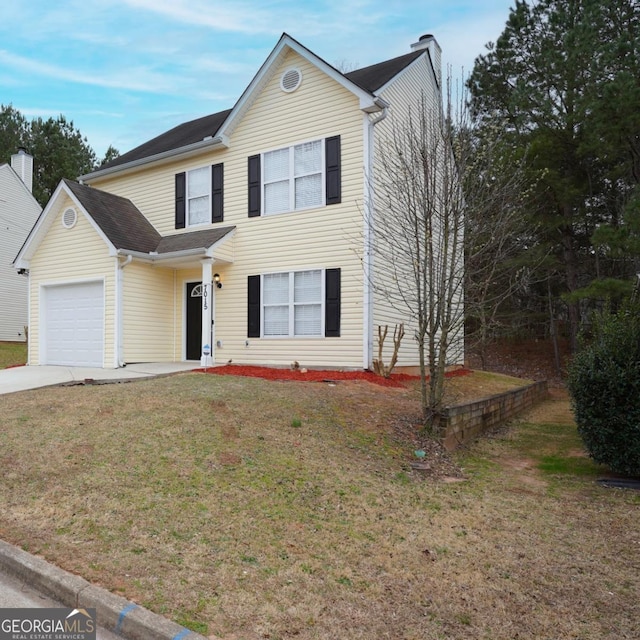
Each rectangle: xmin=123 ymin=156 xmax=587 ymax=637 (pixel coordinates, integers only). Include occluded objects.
xmin=80 ymin=136 xmax=228 ymax=183
xmin=117 ymin=227 xmax=236 ymax=263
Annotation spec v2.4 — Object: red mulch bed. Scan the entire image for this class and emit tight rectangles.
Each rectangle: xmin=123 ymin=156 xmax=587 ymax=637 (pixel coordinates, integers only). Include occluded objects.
xmin=194 ymin=364 xmax=471 ymax=388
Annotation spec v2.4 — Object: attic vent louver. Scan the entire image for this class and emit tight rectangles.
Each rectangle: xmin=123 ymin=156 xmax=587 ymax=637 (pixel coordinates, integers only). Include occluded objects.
xmin=280 ymin=67 xmax=302 ymax=93
xmin=62 ymin=207 xmax=77 ymax=229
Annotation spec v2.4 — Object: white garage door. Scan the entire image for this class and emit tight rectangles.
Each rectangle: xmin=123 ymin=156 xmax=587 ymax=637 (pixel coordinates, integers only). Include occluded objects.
xmin=43 ymin=281 xmax=104 ymax=367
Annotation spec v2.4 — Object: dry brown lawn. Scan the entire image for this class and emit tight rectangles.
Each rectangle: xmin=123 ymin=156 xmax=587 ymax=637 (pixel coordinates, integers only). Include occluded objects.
xmin=0 ymin=371 xmax=638 ymax=640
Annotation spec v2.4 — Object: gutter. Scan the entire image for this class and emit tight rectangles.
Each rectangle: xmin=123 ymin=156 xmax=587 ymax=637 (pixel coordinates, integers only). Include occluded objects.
xmin=116 ymin=247 xmax=213 ymax=263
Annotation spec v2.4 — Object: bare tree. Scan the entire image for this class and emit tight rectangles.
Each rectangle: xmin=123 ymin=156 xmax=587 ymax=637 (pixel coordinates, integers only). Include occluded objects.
xmin=369 ymin=77 xmax=533 ymax=431
xmin=369 ymin=83 xmax=465 ymax=432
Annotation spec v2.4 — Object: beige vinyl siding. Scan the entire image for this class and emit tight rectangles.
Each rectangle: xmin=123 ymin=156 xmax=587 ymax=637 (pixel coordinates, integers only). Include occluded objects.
xmin=0 ymin=166 xmax=41 ymax=342
xmin=122 ymin=262 xmax=175 ymax=362
xmin=28 ymin=195 xmax=116 ymax=366
xmin=209 ymin=50 xmax=365 ymax=368
xmin=370 ymin=53 xmax=464 ymax=367
xmin=94 ymin=49 xmax=368 ymax=369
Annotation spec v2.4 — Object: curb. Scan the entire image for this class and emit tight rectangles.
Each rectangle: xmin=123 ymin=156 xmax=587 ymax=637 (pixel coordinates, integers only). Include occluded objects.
xmin=0 ymin=539 xmax=209 ymax=640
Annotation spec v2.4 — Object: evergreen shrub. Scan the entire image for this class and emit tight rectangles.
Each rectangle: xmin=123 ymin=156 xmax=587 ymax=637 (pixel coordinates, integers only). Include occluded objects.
xmin=567 ymin=302 xmax=640 ymax=476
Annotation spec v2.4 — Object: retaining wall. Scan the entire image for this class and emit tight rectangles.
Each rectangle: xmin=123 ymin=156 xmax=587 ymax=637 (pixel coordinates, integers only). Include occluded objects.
xmin=441 ymin=380 xmax=548 ymax=451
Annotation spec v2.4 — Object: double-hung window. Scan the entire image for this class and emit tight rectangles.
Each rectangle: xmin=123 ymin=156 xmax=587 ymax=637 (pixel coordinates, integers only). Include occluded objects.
xmin=248 ymin=136 xmax=340 ymax=218
xmin=263 ymin=269 xmax=323 ymax=337
xmin=263 ymin=140 xmax=323 ymax=215
xmin=175 ymin=163 xmax=223 ymax=229
xmin=187 ymin=166 xmax=210 ymax=226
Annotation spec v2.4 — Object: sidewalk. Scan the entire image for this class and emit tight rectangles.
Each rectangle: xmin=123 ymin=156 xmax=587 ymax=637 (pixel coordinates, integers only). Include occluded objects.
xmin=0 ymin=362 xmax=200 ymax=395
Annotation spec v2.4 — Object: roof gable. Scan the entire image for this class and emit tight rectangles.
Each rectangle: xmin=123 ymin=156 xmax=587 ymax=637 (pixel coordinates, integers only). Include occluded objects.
xmin=217 ymin=33 xmax=386 ymax=141
xmin=0 ymin=163 xmax=41 ymax=208
xmin=15 ymin=179 xmax=236 ymax=268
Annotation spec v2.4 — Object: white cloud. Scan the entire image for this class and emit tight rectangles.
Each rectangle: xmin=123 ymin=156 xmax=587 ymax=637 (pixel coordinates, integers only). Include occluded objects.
xmin=119 ymin=0 xmax=280 ymax=34
xmin=0 ymin=49 xmax=184 ymax=94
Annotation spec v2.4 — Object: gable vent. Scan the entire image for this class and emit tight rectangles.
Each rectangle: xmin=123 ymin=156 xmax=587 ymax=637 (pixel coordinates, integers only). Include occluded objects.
xmin=280 ymin=67 xmax=302 ymax=93
xmin=62 ymin=207 xmax=77 ymax=229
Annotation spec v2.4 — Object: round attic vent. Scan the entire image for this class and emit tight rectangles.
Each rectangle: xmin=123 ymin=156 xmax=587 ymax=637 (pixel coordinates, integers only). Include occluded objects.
xmin=62 ymin=207 xmax=77 ymax=229
xmin=280 ymin=67 xmax=302 ymax=93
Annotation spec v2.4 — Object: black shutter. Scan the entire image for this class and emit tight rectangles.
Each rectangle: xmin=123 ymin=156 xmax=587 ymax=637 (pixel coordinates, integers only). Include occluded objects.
xmin=248 ymin=154 xmax=261 ymax=217
xmin=175 ymin=172 xmax=186 ymax=229
xmin=247 ymin=275 xmax=261 ymax=337
xmin=211 ymin=163 xmax=224 ymax=223
xmin=325 ymin=136 xmax=341 ymax=205
xmin=325 ymin=268 xmax=341 ymax=337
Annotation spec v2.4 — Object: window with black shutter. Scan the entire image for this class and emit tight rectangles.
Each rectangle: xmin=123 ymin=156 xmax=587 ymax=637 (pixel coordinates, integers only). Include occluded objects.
xmin=249 ymin=136 xmax=341 ymax=216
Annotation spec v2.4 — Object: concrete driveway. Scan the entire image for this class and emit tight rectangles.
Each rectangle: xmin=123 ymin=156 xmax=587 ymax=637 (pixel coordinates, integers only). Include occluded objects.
xmin=0 ymin=362 xmax=200 ymax=395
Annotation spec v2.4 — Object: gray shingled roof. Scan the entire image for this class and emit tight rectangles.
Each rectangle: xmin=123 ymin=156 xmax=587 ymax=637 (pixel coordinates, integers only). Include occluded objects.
xmin=64 ymin=179 xmax=161 ymax=253
xmin=97 ymin=49 xmax=424 ymax=173
xmin=64 ymin=179 xmax=234 ymax=256
xmin=101 ymin=109 xmax=232 ymax=171
xmin=155 ymin=227 xmax=235 ymax=254
xmin=345 ymin=50 xmax=423 ymax=93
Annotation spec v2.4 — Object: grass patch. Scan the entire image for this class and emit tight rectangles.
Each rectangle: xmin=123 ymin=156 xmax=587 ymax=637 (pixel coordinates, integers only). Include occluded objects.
xmin=0 ymin=341 xmax=27 ymax=369
xmin=0 ymin=376 xmax=637 ymax=639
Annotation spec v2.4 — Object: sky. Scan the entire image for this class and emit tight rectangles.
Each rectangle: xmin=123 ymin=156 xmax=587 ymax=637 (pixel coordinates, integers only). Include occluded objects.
xmin=0 ymin=0 xmax=515 ymax=160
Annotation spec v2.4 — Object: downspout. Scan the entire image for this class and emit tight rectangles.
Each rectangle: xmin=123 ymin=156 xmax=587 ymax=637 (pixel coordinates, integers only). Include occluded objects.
xmin=116 ymin=255 xmax=133 ymax=367
xmin=363 ymin=105 xmax=389 ymax=369
xmin=19 ymin=269 xmax=31 ymax=364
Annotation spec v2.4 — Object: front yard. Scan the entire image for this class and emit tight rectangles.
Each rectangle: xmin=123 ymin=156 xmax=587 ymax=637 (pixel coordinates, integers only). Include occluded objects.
xmin=0 ymin=369 xmax=637 ymax=639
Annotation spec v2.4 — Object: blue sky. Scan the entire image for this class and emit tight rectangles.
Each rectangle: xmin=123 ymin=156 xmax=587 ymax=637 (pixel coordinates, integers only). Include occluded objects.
xmin=0 ymin=0 xmax=515 ymax=159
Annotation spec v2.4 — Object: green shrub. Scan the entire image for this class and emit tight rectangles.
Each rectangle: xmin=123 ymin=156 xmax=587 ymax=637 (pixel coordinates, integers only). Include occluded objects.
xmin=567 ymin=302 xmax=640 ymax=476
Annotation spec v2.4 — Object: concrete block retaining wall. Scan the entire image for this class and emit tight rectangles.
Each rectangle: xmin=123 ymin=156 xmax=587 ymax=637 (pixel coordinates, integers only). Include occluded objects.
xmin=441 ymin=380 xmax=548 ymax=450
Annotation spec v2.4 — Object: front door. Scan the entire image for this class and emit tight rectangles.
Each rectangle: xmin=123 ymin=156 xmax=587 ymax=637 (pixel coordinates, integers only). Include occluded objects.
xmin=186 ymin=282 xmax=202 ymax=361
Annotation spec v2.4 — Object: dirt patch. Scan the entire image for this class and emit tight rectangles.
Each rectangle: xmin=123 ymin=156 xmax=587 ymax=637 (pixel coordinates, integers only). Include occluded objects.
xmin=467 ymin=337 xmax=570 ymax=387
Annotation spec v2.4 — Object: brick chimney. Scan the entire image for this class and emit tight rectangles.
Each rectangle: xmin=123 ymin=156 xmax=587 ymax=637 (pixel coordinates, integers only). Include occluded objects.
xmin=11 ymin=148 xmax=33 ymax=193
xmin=411 ymin=34 xmax=442 ymax=87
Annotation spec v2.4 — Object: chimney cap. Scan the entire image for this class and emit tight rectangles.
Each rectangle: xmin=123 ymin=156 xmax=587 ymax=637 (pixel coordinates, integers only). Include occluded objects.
xmin=419 ymin=34 xmax=434 ymax=41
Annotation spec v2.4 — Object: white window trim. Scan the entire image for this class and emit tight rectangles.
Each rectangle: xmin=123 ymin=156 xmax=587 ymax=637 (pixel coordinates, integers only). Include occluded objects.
xmin=261 ymin=138 xmax=325 ymax=216
xmin=186 ymin=165 xmax=211 ymax=228
xmin=261 ymin=269 xmax=325 ymax=338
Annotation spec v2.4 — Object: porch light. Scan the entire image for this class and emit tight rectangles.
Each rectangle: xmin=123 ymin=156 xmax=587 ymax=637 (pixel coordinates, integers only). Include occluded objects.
xmin=213 ymin=273 xmax=222 ymax=289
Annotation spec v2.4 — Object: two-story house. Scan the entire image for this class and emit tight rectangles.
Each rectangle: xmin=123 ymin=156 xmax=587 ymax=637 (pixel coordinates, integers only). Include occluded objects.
xmin=1 ymin=150 xmax=41 ymax=342
xmin=14 ymin=33 xmax=462 ymax=370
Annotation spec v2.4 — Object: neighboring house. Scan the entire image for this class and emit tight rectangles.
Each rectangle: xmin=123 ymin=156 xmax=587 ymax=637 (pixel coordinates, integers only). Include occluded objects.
xmin=15 ymin=32 xmax=463 ymax=370
xmin=1 ymin=150 xmax=42 ymax=342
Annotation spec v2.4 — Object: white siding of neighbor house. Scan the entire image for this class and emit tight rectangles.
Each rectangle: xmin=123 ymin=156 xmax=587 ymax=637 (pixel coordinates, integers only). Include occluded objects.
xmin=27 ymin=194 xmax=116 ymax=366
xmin=0 ymin=165 xmax=41 ymax=342
xmin=121 ymin=262 xmax=176 ymax=362
xmin=370 ymin=52 xmax=464 ymax=368
xmin=90 ymin=49 xmax=369 ymax=369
